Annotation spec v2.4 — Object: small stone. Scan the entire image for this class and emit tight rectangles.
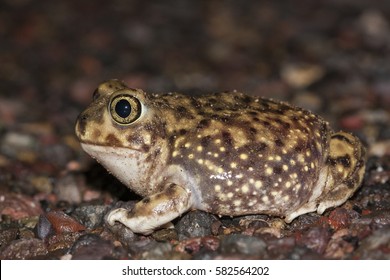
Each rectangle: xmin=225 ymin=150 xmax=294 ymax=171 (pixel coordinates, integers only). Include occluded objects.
xmin=176 ymin=210 xmax=218 ymax=240
xmin=296 ymin=227 xmax=332 ymax=255
xmin=218 ymin=234 xmax=267 ymax=257
xmin=140 ymin=241 xmax=173 ymax=260
xmin=72 ymin=205 xmax=109 ymax=229
xmin=0 ymin=192 xmax=42 ymax=220
xmin=352 ymin=226 xmax=390 ymax=259
xmin=0 ymin=238 xmax=48 ymax=260
xmin=281 ymin=63 xmax=325 ymax=88
xmin=45 ymin=211 xmax=86 ymax=234
xmin=54 ymin=174 xmax=83 ymax=204
xmin=70 ymin=234 xmax=116 ymax=260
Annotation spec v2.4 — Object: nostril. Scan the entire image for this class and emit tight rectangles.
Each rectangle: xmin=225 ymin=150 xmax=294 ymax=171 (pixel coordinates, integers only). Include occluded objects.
xmin=75 ymin=114 xmax=87 ymax=136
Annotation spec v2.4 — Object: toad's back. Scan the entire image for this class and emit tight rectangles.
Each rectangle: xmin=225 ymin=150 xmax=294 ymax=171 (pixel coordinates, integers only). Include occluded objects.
xmin=156 ymin=91 xmax=329 ymax=216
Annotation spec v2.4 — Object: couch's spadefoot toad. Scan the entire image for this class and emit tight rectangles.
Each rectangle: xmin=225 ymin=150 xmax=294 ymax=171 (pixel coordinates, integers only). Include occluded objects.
xmin=75 ymin=79 xmax=366 ymax=235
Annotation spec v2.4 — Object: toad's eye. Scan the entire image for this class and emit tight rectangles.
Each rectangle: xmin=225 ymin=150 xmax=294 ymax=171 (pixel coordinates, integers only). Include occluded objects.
xmin=109 ymin=94 xmax=142 ymax=125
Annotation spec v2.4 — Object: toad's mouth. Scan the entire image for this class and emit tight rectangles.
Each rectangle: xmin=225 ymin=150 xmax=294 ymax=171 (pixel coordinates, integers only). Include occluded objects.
xmin=79 ymin=141 xmax=143 ymax=153
xmin=80 ymin=143 xmax=147 ymax=189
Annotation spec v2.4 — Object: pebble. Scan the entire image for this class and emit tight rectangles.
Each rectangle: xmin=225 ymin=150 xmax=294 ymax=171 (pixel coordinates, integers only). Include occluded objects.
xmin=351 ymin=226 xmax=390 ymax=259
xmin=0 ymin=192 xmax=42 ymax=220
xmin=70 ymin=234 xmax=117 ymax=260
xmin=72 ymin=205 xmax=108 ymax=229
xmin=42 ymin=211 xmax=86 ymax=235
xmin=296 ymin=227 xmax=332 ymax=255
xmin=176 ymin=210 xmax=218 ymax=240
xmin=0 ymin=238 xmax=48 ymax=260
xmin=218 ymin=234 xmax=267 ymax=257
xmin=54 ymin=174 xmax=83 ymax=204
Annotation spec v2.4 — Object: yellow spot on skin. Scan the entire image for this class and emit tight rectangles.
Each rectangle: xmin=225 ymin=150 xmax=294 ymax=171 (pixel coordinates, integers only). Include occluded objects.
xmin=266 ymin=167 xmax=273 ymax=175
xmin=197 ymin=146 xmax=203 ymax=152
xmin=295 ymin=183 xmax=302 ymax=190
xmin=268 ymin=156 xmax=274 ymax=161
xmin=290 ymin=159 xmax=296 ymax=165
xmin=283 ymin=165 xmax=288 ymax=171
xmin=249 ymin=178 xmax=255 ymax=184
xmin=291 ymin=173 xmax=298 ymax=179
xmin=172 ymin=151 xmax=179 ymax=157
xmin=262 ymin=196 xmax=269 ymax=203
xmin=214 ymin=185 xmax=221 ymax=192
xmin=188 ymin=154 xmax=194 ymax=159
xmin=255 ymin=181 xmax=263 ymax=189
xmin=214 ymin=153 xmax=219 ymax=158
xmin=227 ymin=192 xmax=234 ymax=198
xmin=311 ymin=162 xmax=315 ymax=169
xmin=233 ymin=200 xmax=241 ymax=206
xmin=337 ymin=166 xmax=344 ymax=173
xmin=220 ymin=147 xmax=226 ymax=152
xmin=215 ymin=139 xmax=221 ymax=144
xmin=283 ymin=195 xmax=290 ymax=201
xmin=240 ymin=153 xmax=248 ymax=160
xmin=236 ymin=173 xmax=243 ymax=179
xmin=297 ymin=154 xmax=305 ymax=163
xmin=271 ymin=191 xmax=278 ymax=196
xmin=285 ymin=181 xmax=291 ymax=188
xmin=185 ymin=142 xmax=191 ymax=148
xmin=217 ymin=167 xmax=224 ymax=173
xmin=304 ymin=165 xmax=309 ymax=171
xmin=197 ymin=159 xmax=204 ymax=165
xmin=241 ymin=185 xmax=249 ymax=193
xmin=275 ymin=155 xmax=282 ymax=161
xmin=248 ymin=167 xmax=254 ymax=172
xmin=306 ymin=150 xmax=311 ymax=157
xmin=227 ymin=180 xmax=233 ymax=186
xmin=231 ymin=162 xmax=237 ymax=168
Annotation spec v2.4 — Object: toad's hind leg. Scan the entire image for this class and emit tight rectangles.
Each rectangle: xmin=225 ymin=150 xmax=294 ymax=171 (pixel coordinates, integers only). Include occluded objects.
xmin=316 ymin=132 xmax=366 ymax=214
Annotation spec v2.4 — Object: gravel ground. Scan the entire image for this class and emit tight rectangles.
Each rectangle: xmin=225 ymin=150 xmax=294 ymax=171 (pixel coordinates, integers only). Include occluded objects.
xmin=0 ymin=0 xmax=389 ymax=260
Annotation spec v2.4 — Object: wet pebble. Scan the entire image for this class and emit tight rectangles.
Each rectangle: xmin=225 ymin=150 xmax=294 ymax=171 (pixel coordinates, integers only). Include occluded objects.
xmin=72 ymin=205 xmax=109 ymax=229
xmin=176 ymin=210 xmax=218 ymax=240
xmin=38 ymin=211 xmax=86 ymax=237
xmin=70 ymin=234 xmax=118 ymax=260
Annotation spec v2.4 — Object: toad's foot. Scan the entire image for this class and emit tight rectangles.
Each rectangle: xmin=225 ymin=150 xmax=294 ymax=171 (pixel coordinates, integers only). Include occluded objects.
xmin=107 ymin=184 xmax=191 ymax=235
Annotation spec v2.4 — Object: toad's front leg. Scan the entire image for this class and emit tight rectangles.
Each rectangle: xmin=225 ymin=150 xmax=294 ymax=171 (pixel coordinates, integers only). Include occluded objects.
xmin=106 ymin=184 xmax=192 ymax=235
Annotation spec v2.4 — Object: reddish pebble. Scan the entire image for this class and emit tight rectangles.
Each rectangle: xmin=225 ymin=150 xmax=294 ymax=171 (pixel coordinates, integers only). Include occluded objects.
xmin=0 ymin=192 xmax=42 ymax=220
xmin=45 ymin=211 xmax=86 ymax=234
xmin=328 ymin=208 xmax=351 ymax=230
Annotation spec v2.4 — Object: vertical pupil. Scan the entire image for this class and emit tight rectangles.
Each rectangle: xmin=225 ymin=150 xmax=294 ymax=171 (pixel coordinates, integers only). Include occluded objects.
xmin=115 ymin=99 xmax=131 ymax=118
